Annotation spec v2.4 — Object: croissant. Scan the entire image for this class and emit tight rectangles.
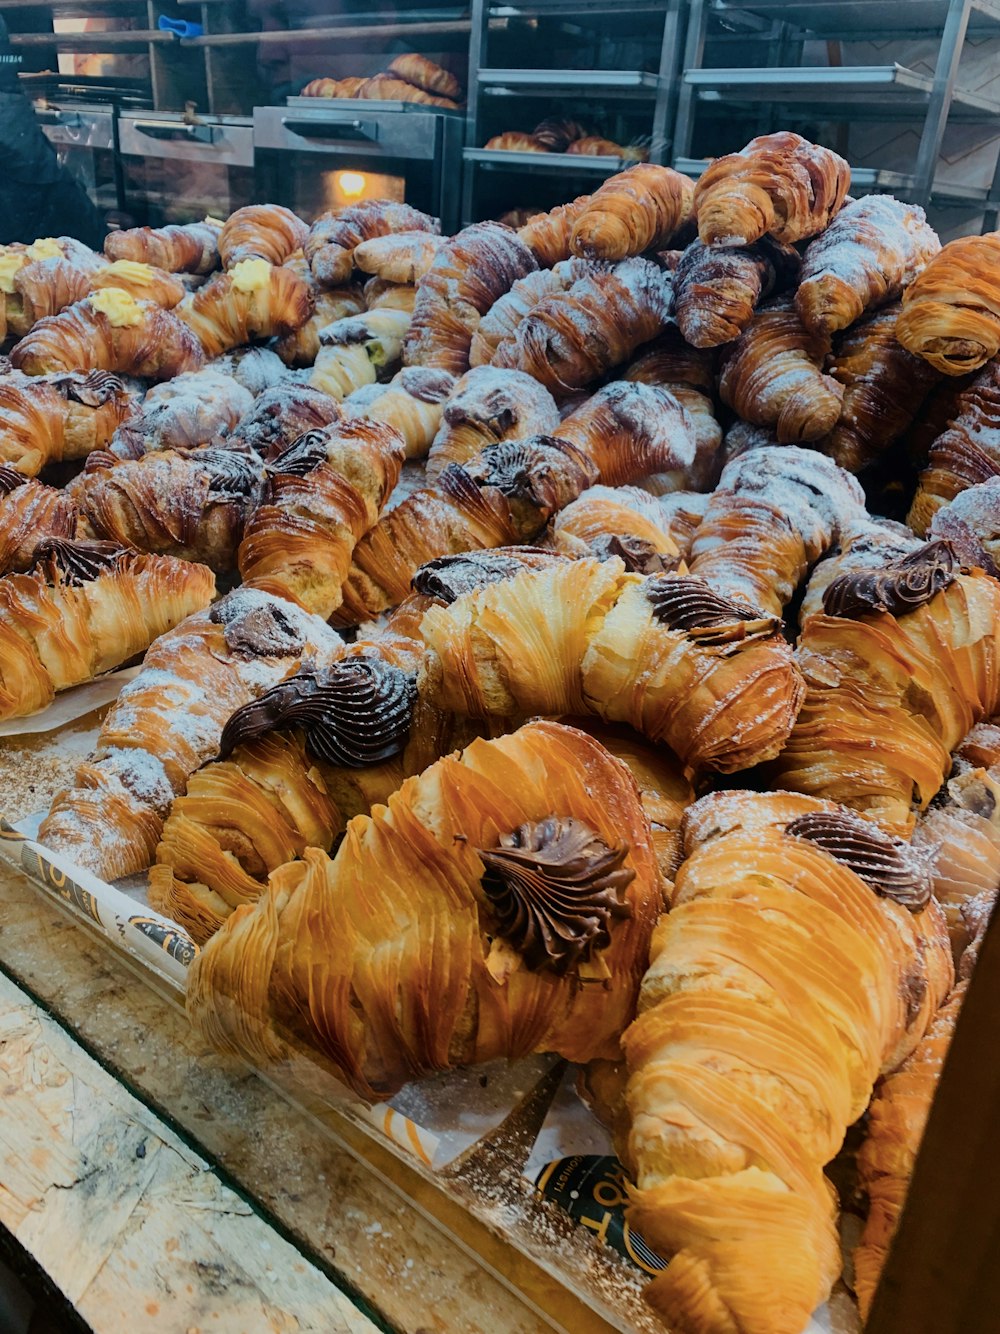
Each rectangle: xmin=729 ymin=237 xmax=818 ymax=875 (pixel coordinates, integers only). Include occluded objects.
xmin=218 ymin=205 xmax=308 ymax=270
xmin=11 ymin=289 xmax=204 ymax=381
xmin=896 ymin=233 xmax=1000 ymax=375
xmin=238 ymin=417 xmax=405 ymax=618
xmin=357 ymin=75 xmax=459 ymax=108
xmin=567 ymin=137 xmax=644 ymax=159
xmin=425 ymin=365 xmax=560 ymax=478
xmin=547 ymin=484 xmax=684 ymax=574
xmin=149 ymin=597 xmax=478 ymax=942
xmin=177 ymin=260 xmax=313 ymax=360
xmin=772 ymin=539 xmax=1000 ymax=835
xmin=672 ymin=235 xmax=801 ymax=348
xmin=797 ymin=517 xmax=920 ymax=625
xmin=342 ymin=367 xmax=454 ymax=459
xmin=0 ymin=540 xmax=215 ymax=722
xmin=351 ymin=230 xmax=442 ymax=285
xmin=558 ymin=381 xmax=698 ymax=487
xmin=468 ymin=259 xmax=606 ymax=367
xmin=38 ymin=587 xmax=345 ymax=881
xmin=336 ymin=435 xmax=598 ymax=624
xmin=624 ymin=789 xmax=952 ymax=1334
xmin=403 ymin=221 xmax=538 ymax=373
xmin=305 ymin=202 xmax=439 ymax=290
xmin=300 ymin=76 xmax=366 ymax=99
xmin=912 ymin=761 xmax=1000 ymax=955
xmin=796 ymin=196 xmax=940 ymax=336
xmin=88 ymin=260 xmax=186 ymax=310
xmin=718 ymin=296 xmax=844 ymax=442
xmin=0 ymin=467 xmax=77 ymax=574
xmin=104 ymin=219 xmax=222 ymax=274
xmin=928 ymin=476 xmax=1000 ymax=575
xmin=78 ymin=446 xmax=263 ymax=572
xmin=108 ymin=368 xmax=254 ymax=458
xmin=907 ymin=356 xmax=1000 ymax=533
xmin=362 ymin=276 xmax=416 ymax=313
xmin=492 ymin=258 xmax=672 ymax=393
xmin=307 ymin=308 xmax=410 ymax=400
xmin=693 ymin=131 xmax=850 ymax=248
xmin=0 ymin=368 xmax=134 ymax=474
xmin=688 ymin=446 xmax=866 ymax=615
xmin=533 ymin=119 xmax=589 ymax=151
xmin=208 ymin=346 xmax=290 ymax=396
xmin=386 ymin=52 xmax=462 ymax=100
xmin=569 ymin=164 xmax=694 ymax=261
xmin=622 ymin=329 xmax=722 ymax=490
xmin=419 ymin=558 xmax=804 ymax=773
xmin=853 ymin=888 xmax=992 ymax=1321
xmin=646 ymin=491 xmax=710 ymax=562
xmin=484 ymin=132 xmax=546 ymax=152
xmin=272 ymin=285 xmax=366 ymax=367
xmin=5 ymin=254 xmax=103 ymax=337
xmin=517 ymin=195 xmax=592 ymax=268
xmin=817 ymin=305 xmax=943 ymax=474
xmin=226 ymin=381 xmax=340 ymax=459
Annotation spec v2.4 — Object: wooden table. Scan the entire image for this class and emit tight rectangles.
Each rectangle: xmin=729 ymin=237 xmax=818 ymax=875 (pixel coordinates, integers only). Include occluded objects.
xmin=0 ymin=858 xmax=558 ymax=1334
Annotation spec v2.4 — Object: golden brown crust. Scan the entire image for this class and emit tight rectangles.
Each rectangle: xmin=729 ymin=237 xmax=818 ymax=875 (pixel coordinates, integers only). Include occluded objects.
xmin=104 ymin=220 xmax=222 ymax=275
xmin=272 ymin=285 xmax=366 ymax=367
xmin=218 ymin=205 xmax=308 ymax=270
xmin=469 ymin=260 xmax=605 ymax=367
xmin=570 ymin=164 xmax=694 ymax=261
xmin=305 ymin=201 xmax=439 ymax=290
xmin=356 ymin=74 xmax=460 ymax=107
xmin=185 ymin=719 xmax=662 ymax=1098
xmin=0 ymin=547 xmax=215 ymax=722
xmin=425 ymin=365 xmax=559 ymax=478
xmin=908 ymin=357 xmax=1000 ymax=534
xmin=0 ymin=369 xmax=134 ymax=474
xmin=484 ymin=132 xmax=547 ymax=153
xmin=558 ymin=380 xmax=699 ymax=487
xmin=11 ymin=294 xmax=204 ymax=380
xmin=352 ymin=231 xmax=442 ymax=285
xmin=88 ymin=261 xmax=186 ymax=310
xmin=386 ymin=52 xmax=462 ymax=100
xmin=343 ymin=366 xmax=455 ymax=459
xmin=694 ymin=131 xmax=850 ymax=248
xmin=403 ymin=221 xmax=538 ymax=374
xmin=238 ymin=417 xmax=405 ymax=618
xmin=717 ymin=296 xmax=844 ymax=443
xmin=796 ymin=195 xmax=940 ymax=336
xmin=622 ymin=329 xmax=723 ymax=490
xmin=896 ymin=233 xmax=1000 ymax=375
xmin=176 ymin=263 xmax=313 ymax=359
xmin=516 ymin=195 xmax=592 ymax=268
xmin=299 ymin=76 xmax=367 ymax=98
xmin=673 ymin=236 xmax=801 ymax=348
xmin=625 ymin=789 xmax=952 ymax=1334
xmin=0 ymin=472 xmax=77 ymax=574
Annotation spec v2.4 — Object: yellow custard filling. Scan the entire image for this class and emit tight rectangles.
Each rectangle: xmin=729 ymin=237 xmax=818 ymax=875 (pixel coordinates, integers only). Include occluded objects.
xmin=230 ymin=258 xmax=271 ymax=293
xmin=89 ymin=287 xmax=145 ymax=326
xmin=100 ymin=260 xmax=157 ymax=286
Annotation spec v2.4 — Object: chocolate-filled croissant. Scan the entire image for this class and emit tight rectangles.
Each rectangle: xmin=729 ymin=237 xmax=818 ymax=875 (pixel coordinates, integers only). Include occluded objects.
xmin=185 ymin=719 xmax=662 ymax=1099
xmin=0 ymin=368 xmax=134 ymax=474
xmin=425 ymin=365 xmax=560 ymax=478
xmin=226 ymin=381 xmax=341 ymax=459
xmin=0 ymin=467 xmax=77 ymax=574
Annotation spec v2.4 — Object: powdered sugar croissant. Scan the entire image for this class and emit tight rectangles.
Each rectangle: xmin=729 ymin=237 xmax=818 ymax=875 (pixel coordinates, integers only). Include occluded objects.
xmin=186 ymin=718 xmax=662 ymax=1099
xmin=218 ymin=204 xmax=308 ymax=270
xmin=623 ymin=330 xmax=722 ymax=491
xmin=0 ymin=467 xmax=77 ymax=574
xmin=0 ymin=368 xmax=134 ymax=474
xmin=569 ymin=164 xmax=694 ymax=261
xmin=426 ymin=365 xmax=559 ymax=478
xmin=343 ymin=366 xmax=455 ymax=459
xmin=305 ymin=201 xmax=438 ymax=290
xmin=908 ymin=355 xmax=1000 ymax=533
xmin=672 ymin=235 xmax=801 ymax=348
xmin=177 ymin=260 xmax=313 ymax=359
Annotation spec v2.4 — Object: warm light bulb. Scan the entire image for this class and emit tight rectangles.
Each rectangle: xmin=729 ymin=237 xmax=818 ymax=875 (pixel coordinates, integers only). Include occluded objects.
xmin=337 ymin=171 xmax=367 ymax=198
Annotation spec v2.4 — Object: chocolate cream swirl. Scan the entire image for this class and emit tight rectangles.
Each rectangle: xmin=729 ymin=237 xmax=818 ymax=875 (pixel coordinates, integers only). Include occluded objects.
xmin=265 ymin=428 xmax=331 ymax=479
xmin=0 ymin=465 xmax=27 ymax=497
xmin=218 ymin=657 xmax=416 ymax=768
xmin=411 ymin=547 xmax=566 ymax=604
xmin=785 ymin=810 xmax=932 ymax=911
xmin=645 ymin=575 xmax=780 ymax=646
xmin=31 ymin=537 xmax=132 ymax=585
xmin=822 ymin=539 xmax=959 ymax=619
xmin=478 ymin=816 xmax=634 ymax=976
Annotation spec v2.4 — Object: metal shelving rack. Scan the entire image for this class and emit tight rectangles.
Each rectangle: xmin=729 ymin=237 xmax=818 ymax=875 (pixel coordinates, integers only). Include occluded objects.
xmin=461 ymin=0 xmax=687 ymax=224
xmin=672 ymin=0 xmax=1000 ymax=228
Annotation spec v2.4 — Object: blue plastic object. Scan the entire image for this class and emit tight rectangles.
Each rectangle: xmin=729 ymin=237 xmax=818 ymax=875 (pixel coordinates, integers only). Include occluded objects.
xmin=157 ymin=15 xmax=204 ymax=38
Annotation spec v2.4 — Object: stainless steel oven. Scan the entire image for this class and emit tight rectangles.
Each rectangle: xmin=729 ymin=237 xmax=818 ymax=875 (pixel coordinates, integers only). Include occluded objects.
xmin=34 ymin=100 xmax=123 ymax=217
xmin=253 ymin=100 xmax=463 ymax=231
xmin=118 ymin=112 xmax=255 ymax=227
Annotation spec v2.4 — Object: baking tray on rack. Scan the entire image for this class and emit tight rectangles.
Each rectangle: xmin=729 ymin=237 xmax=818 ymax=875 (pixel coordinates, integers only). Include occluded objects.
xmin=285 ymin=96 xmax=465 ymax=116
xmin=0 ymin=689 xmax=859 ymax=1334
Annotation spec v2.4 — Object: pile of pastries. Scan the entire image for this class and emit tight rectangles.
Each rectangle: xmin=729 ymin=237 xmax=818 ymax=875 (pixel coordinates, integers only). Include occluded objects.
xmin=300 ymin=53 xmax=463 ymax=109
xmin=484 ymin=117 xmax=649 ymax=160
xmin=4 ymin=131 xmax=1000 ymax=1334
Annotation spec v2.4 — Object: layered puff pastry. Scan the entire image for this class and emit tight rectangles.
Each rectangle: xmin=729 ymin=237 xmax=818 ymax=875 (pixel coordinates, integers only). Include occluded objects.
xmin=672 ymin=236 xmax=801 ymax=349
xmin=0 ymin=368 xmax=134 ymax=474
xmin=468 ymin=259 xmax=607 ymax=368
xmin=896 ymin=232 xmax=1000 ymax=374
xmin=218 ymin=205 xmax=308 ymax=270
xmin=0 ymin=236 xmax=102 ymax=339
xmin=104 ymin=218 xmax=223 ymax=274
xmin=38 ymin=587 xmax=345 ymax=881
xmin=624 ymin=789 xmax=952 ymax=1334
xmin=11 ymin=289 xmax=204 ymax=381
xmin=307 ymin=308 xmax=411 ymax=401
xmin=623 ymin=330 xmax=723 ymax=491
xmin=0 ymin=539 xmax=215 ymax=721
xmin=546 ymin=484 xmax=684 ymax=574
xmin=425 ymin=365 xmax=560 ymax=478
xmin=185 ymin=719 xmax=662 ymax=1099
xmin=237 ymin=417 xmax=405 ymax=618
xmin=569 ymin=164 xmax=695 ymax=261
xmin=343 ymin=366 xmax=455 ymax=459
xmin=418 ymin=556 xmax=804 ymax=774
xmin=693 ymin=131 xmax=851 ymax=248
xmin=177 ymin=260 xmax=313 ymax=359
xmin=305 ymin=201 xmax=439 ymax=290
xmin=0 ymin=467 xmax=77 ymax=574
xmin=773 ymin=537 xmax=1000 ymax=835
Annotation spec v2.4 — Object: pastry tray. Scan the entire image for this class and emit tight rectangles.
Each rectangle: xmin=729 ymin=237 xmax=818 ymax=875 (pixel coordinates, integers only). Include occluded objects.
xmin=285 ymin=96 xmax=464 ymax=116
xmin=0 ymin=688 xmax=858 ymax=1334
